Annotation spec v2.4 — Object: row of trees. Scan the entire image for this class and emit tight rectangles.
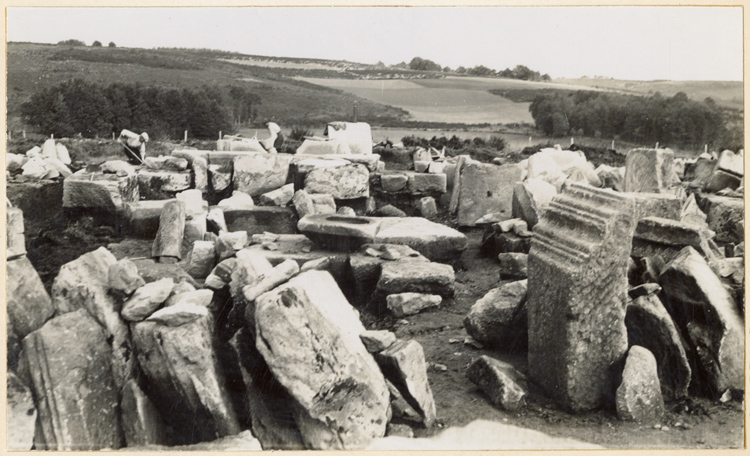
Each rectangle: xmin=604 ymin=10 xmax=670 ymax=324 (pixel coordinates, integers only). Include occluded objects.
xmin=57 ymin=39 xmax=116 ymax=47
xmin=529 ymin=90 xmax=734 ymax=148
xmin=402 ymin=57 xmax=551 ymax=81
xmin=20 ymin=79 xmax=261 ymax=140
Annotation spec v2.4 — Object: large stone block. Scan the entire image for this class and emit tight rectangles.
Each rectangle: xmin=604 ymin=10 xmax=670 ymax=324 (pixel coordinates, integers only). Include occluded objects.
xmin=615 ymin=346 xmax=664 ymax=423
xmin=305 ymin=163 xmax=370 ymax=199
xmin=623 ymin=148 xmax=674 ymax=193
xmin=464 ymin=280 xmax=528 ymax=351
xmin=152 ymin=200 xmax=186 ymax=261
xmin=8 ymin=373 xmax=37 ymax=450
xmin=7 ymin=206 xmax=26 ymax=259
xmin=407 ymin=172 xmax=447 ymax=193
xmin=8 ymin=256 xmax=55 ymax=343
xmin=222 ymin=206 xmax=298 ymax=235
xmin=631 ymin=192 xmax=682 ymax=222
xmin=23 ymin=310 xmax=122 ymax=450
xmin=700 ymin=194 xmax=744 ymax=244
xmin=375 ymin=216 xmax=468 ymax=262
xmin=659 ymin=246 xmax=744 ymax=394
xmin=233 ymin=153 xmax=293 ymax=196
xmin=512 ymin=178 xmax=557 ymax=229
xmin=298 ymin=214 xmax=381 ymax=251
xmin=63 ymin=169 xmax=139 ymax=213
xmin=137 ymin=169 xmax=192 ymax=199
xmin=631 ymin=216 xmax=718 ymax=264
xmin=528 ymin=183 xmax=635 ymax=411
xmin=456 ymin=159 xmax=523 ymax=226
xmin=254 ymin=270 xmax=389 ymax=449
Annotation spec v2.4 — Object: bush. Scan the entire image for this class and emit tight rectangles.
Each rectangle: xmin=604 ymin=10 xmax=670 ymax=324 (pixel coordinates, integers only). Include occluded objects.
xmin=472 ymin=137 xmax=486 ymax=147
xmin=289 ymin=125 xmax=312 ymax=141
xmin=92 ymin=41 xmax=102 ymax=47
xmin=57 ymin=39 xmax=86 ymax=46
xmin=108 ymin=42 xmax=116 ymax=48
xmin=487 ymin=135 xmax=507 ymax=151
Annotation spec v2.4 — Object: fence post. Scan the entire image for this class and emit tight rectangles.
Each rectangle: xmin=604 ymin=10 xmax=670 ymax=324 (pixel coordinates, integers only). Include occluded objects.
xmin=219 ymin=131 xmax=222 ymax=140
xmin=611 ymin=139 xmax=615 ymax=150
xmin=655 ymin=142 xmax=659 ymax=149
xmin=184 ymin=130 xmax=188 ymax=142
xmin=570 ymin=137 xmax=574 ymax=145
xmin=51 ymin=134 xmax=54 ymax=139
xmin=22 ymin=130 xmax=26 ymax=139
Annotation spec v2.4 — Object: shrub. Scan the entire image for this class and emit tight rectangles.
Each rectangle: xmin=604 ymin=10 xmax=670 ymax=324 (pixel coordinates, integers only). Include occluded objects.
xmin=472 ymin=137 xmax=486 ymax=147
xmin=108 ymin=42 xmax=116 ymax=48
xmin=57 ymin=39 xmax=86 ymax=46
xmin=487 ymin=135 xmax=507 ymax=151
xmin=289 ymin=125 xmax=312 ymax=141
xmin=92 ymin=41 xmax=102 ymax=47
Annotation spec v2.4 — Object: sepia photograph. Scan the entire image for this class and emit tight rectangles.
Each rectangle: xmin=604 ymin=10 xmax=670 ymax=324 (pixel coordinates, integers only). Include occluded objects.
xmin=4 ymin=3 xmax=745 ymax=451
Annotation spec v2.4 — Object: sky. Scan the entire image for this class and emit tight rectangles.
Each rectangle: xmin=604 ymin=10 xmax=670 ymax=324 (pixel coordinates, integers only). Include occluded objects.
xmin=6 ymin=6 xmax=744 ymax=81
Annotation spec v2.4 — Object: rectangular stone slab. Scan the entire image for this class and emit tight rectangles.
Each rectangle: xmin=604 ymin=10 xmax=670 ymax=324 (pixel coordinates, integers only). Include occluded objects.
xmin=222 ymin=206 xmax=298 ymax=235
xmin=623 ymin=148 xmax=674 ymax=193
xmin=455 ymin=159 xmax=523 ymax=226
xmin=233 ymin=153 xmax=293 ymax=196
xmin=528 ymin=182 xmax=635 ymax=412
xmin=63 ymin=169 xmax=139 ymax=213
xmin=374 ymin=217 xmax=467 ymax=262
xmin=137 ymin=169 xmax=192 ymax=200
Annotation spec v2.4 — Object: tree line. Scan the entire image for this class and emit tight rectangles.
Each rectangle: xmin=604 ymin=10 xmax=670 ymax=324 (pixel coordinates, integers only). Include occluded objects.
xmin=529 ymin=90 xmax=737 ymax=148
xmin=20 ymin=79 xmax=261 ymax=140
xmin=401 ymin=57 xmax=550 ymax=82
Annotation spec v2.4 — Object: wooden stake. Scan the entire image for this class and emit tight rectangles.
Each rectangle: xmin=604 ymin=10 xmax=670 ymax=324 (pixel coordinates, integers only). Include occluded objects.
xmin=184 ymin=130 xmax=188 ymax=142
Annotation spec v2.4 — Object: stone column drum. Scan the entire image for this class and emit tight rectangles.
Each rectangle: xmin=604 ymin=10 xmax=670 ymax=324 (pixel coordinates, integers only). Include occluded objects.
xmin=527 ymin=183 xmax=635 ymax=412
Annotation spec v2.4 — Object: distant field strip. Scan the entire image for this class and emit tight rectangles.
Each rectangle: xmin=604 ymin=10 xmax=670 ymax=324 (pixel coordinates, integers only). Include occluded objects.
xmin=220 ymin=58 xmax=339 ymax=71
xmin=297 ymin=77 xmax=536 ymax=124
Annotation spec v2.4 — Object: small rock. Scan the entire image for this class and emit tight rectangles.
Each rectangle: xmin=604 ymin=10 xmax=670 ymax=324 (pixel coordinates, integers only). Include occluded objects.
xmin=262 ymin=241 xmax=279 ymax=251
xmin=463 ymin=336 xmax=484 ymax=349
xmin=108 ymin=259 xmax=146 ymax=297
xmin=360 ymin=330 xmax=397 ymax=353
xmin=381 ymin=246 xmax=402 ymax=260
xmin=449 ymin=338 xmax=461 ymax=344
xmin=497 ymin=253 xmax=528 ymax=279
xmin=164 ymin=289 xmax=214 ymax=308
xmin=430 ymin=363 xmax=448 ymax=372
xmin=366 ymin=247 xmax=384 ymax=258
xmin=387 ymin=293 xmax=442 ymax=317
xmin=121 ymin=278 xmax=174 ymax=321
xmin=186 ymin=240 xmax=216 ymax=280
xmin=207 ymin=207 xmax=228 ymax=233
xmin=337 ymin=206 xmax=357 ymax=216
xmin=386 ymin=423 xmax=414 ymax=438
xmin=146 ymin=302 xmax=208 ymax=326
xmin=259 ymin=183 xmax=295 ymax=206
xmin=218 ymin=231 xmax=247 ymax=251
xmin=616 ymin=345 xmax=665 ymax=423
xmin=418 ymin=196 xmax=438 ymax=219
xmin=374 ymin=204 xmax=406 ymax=217
xmin=218 ymin=190 xmax=255 ymax=209
xmin=466 ymin=355 xmax=527 ymax=411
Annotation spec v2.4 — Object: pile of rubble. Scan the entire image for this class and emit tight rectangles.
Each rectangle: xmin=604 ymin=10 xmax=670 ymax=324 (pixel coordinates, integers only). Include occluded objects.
xmin=7 ymin=138 xmax=73 ymax=180
xmin=6 ymin=119 xmax=744 ymax=450
xmin=467 ymin=146 xmax=744 ymax=421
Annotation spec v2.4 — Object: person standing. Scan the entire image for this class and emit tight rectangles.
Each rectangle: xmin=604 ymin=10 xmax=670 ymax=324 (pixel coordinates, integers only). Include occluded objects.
xmin=260 ymin=122 xmax=283 ymax=153
xmin=118 ymin=129 xmax=149 ymax=164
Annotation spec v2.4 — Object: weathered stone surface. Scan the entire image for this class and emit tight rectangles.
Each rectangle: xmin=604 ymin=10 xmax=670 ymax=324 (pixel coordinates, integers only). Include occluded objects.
xmin=374 ymin=204 xmax=407 ymax=217
xmin=23 ymin=310 xmax=122 ymax=450
xmin=206 ymin=207 xmax=228 ymax=233
xmin=7 ymin=206 xmax=26 ymax=259
xmin=8 ymin=372 xmax=37 ymax=451
xmin=298 ymin=213 xmax=381 ymax=251
xmin=700 ymin=194 xmax=744 ymax=244
xmin=376 ymin=261 xmax=455 ymax=302
xmin=381 ymin=173 xmax=409 ymax=192
xmin=387 ymin=293 xmax=442 ymax=317
xmin=63 ymin=169 xmax=139 ymax=213
xmin=132 ymin=258 xmax=199 ymax=288
xmin=616 ymin=346 xmax=665 ymax=422
xmin=631 ymin=192 xmax=682 ymax=222
xmin=681 ymin=193 xmax=707 ymax=226
xmin=144 ymin=155 xmax=188 ymax=171
xmin=123 ymin=199 xmax=189 ymax=238
xmin=175 ymin=188 xmax=205 ymax=217
xmin=464 ymin=280 xmax=528 ymax=351
xmin=376 ymin=339 xmax=436 ymax=426
xmin=164 ymin=289 xmax=214 ymax=309
xmin=528 ymin=183 xmax=635 ymax=411
xmin=497 ymin=252 xmax=528 ymax=279
xmin=192 ymin=155 xmax=209 ymax=192
xmin=260 ymin=183 xmax=295 ymax=206
xmin=121 ymin=379 xmax=168 ymax=447
xmin=455 ymin=160 xmax=523 ymax=226
xmin=512 ymin=178 xmax=557 ymax=229
xmin=705 ymin=169 xmax=742 ymax=193
xmin=408 ymin=172 xmax=447 ymax=193
xmin=222 ymin=206 xmax=298 ymax=235
xmin=137 ymin=169 xmax=192 ymax=199
xmin=466 ymin=355 xmax=527 ymax=411
xmin=146 ymin=301 xmax=209 ymax=326
xmin=418 ymin=196 xmax=438 ymax=219
xmin=626 ymin=288 xmax=691 ymax=401
xmin=207 ymin=163 xmax=232 ymax=192
xmin=8 ymin=256 xmax=55 ymax=345
xmin=132 ymin=312 xmax=240 ymax=444
xmin=374 ymin=216 xmax=468 ymax=261
xmin=254 ymin=270 xmax=389 ymax=449
xmin=108 ymin=259 xmax=145 ymax=296
xmin=218 ymin=190 xmax=255 ymax=209
xmin=51 ymin=247 xmax=133 ymax=388
xmin=122 ymin=278 xmax=174 ymax=321
xmin=632 ymin=216 xmax=717 ymax=264
xmin=186 ymin=240 xmax=216 ymax=279
xmin=152 ymin=199 xmax=186 ymax=261
xmin=349 ymin=244 xmax=428 ymax=307
xmin=184 ymin=211 xmax=207 ymax=244
xmin=100 ymin=160 xmax=135 ymax=176
xmin=233 ymin=153 xmax=293 ymax=196
xmin=309 ymin=193 xmax=336 ymax=213
xmin=305 ymin=163 xmax=369 ymax=199
xmin=360 ymin=330 xmax=397 ymax=353
xmin=659 ymin=246 xmax=744 ymax=393
xmin=623 ymin=148 xmax=675 ymax=193
xmin=292 ymin=189 xmax=316 ymax=218
xmin=242 ymin=258 xmax=300 ymax=303
xmin=218 ymin=230 xmax=247 ymax=250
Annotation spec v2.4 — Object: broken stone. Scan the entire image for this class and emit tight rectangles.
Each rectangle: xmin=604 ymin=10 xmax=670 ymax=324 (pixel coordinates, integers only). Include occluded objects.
xmin=616 ymin=346 xmax=665 ymax=423
xmin=207 ymin=207 xmax=228 ymax=233
xmin=623 ymin=148 xmax=674 ymax=193
xmin=387 ymin=293 xmax=442 ymax=317
xmin=408 ymin=172 xmax=447 ymax=193
xmin=466 ymin=355 xmax=527 ymax=411
xmin=299 ymin=256 xmax=332 ymax=272
xmin=132 ymin=258 xmax=199 ymax=288
xmin=528 ymin=182 xmax=634 ymax=411
xmin=208 ymin=163 xmax=233 ymax=192
xmin=185 ymin=240 xmax=215 ymax=279
xmin=164 ymin=289 xmax=213 ymax=309
xmin=626 ymin=289 xmax=691 ymax=401
xmin=137 ymin=169 xmax=192 ymax=199
xmin=632 ymin=192 xmax=682 ymax=222
xmin=298 ymin=213 xmax=381 ymax=251
xmin=184 ymin=211 xmax=208 ymax=245
xmin=292 ymin=189 xmax=315 ymax=218
xmin=63 ymin=169 xmax=139 ymax=214
xmin=414 ymin=160 xmax=430 ymax=173
xmin=242 ymin=259 xmax=300 ymax=303
xmin=659 ymin=246 xmax=744 ymax=393
xmin=632 ymin=216 xmax=717 ymax=264
xmin=381 ymin=173 xmax=409 ymax=192
xmin=152 ymin=199 xmax=186 ymax=261
xmin=700 ymin=194 xmax=744 ymax=244
xmin=23 ymin=310 xmax=122 ymax=450
xmin=376 ymin=261 xmax=455 ymax=304
xmin=222 ymin=206 xmax=298 ymax=235
xmin=218 ymin=230 xmax=247 ymax=250
xmin=512 ymin=178 xmax=557 ymax=229
xmin=123 ymin=199 xmax=188 ymax=238
xmin=144 ymin=155 xmax=188 ymax=171
xmin=132 ymin=312 xmax=241 ymax=444
xmin=454 ymin=160 xmax=523 ymax=226
xmin=259 ymin=183 xmax=295 ymax=206
xmin=8 ymin=256 xmax=55 ymax=346
xmin=51 ymin=247 xmax=133 ymax=388
xmin=305 ymin=162 xmax=369 ymax=199
xmin=176 ymin=188 xmax=206 ymax=218
xmin=464 ymin=280 xmax=528 ymax=351
xmin=418 ymin=196 xmax=438 ymax=219
xmin=374 ymin=216 xmax=468 ymax=262
xmin=704 ymin=169 xmax=742 ymax=193
xmin=121 ymin=379 xmax=168 ymax=447
xmin=6 ymin=152 xmax=26 ymax=172
xmin=337 ymin=206 xmax=356 ymax=216
xmin=192 ymin=155 xmax=209 ymax=192
xmin=375 ymin=204 xmax=407 ymax=217
xmin=108 ymin=259 xmax=145 ymax=297
xmin=716 ymin=149 xmax=744 ymax=176
xmin=596 ymin=164 xmax=624 ymax=191
xmin=146 ymin=301 xmax=209 ymax=326
xmin=45 ymin=157 xmax=72 ymax=177
xmin=55 ymin=143 xmax=71 ymax=164
xmin=253 ymin=270 xmax=389 ymax=449
xmin=310 ymin=193 xmax=337 ymax=214
xmin=218 ymin=190 xmax=255 ymax=209
xmin=497 ymin=252 xmax=528 ymax=280
xmin=233 ymin=153 xmax=292 ymax=196
xmin=7 ymin=372 xmax=36 ymax=451
xmin=360 ymin=330 xmax=397 ymax=353
xmin=376 ymin=339 xmax=437 ymax=427
xmin=121 ymin=277 xmax=175 ymax=322
xmin=681 ymin=193 xmax=708 ymax=227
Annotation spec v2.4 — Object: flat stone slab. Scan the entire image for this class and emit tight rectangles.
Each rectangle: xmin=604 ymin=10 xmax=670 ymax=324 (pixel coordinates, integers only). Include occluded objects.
xmin=374 ymin=217 xmax=467 ymax=262
xmin=455 ymin=159 xmax=523 ymax=226
xmin=298 ymin=214 xmax=382 ymax=251
xmin=221 ymin=206 xmax=298 ymax=235
xmin=123 ymin=199 xmax=208 ymax=238
xmin=137 ymin=169 xmax=192 ymax=199
xmin=63 ymin=169 xmax=139 ymax=213
xmin=233 ymin=153 xmax=293 ymax=196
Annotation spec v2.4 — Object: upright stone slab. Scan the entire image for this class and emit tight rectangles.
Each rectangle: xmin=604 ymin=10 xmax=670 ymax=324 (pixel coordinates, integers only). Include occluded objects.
xmin=63 ymin=169 xmax=139 ymax=214
xmin=456 ymin=160 xmax=523 ymax=226
xmin=233 ymin=153 xmax=293 ymax=196
xmin=152 ymin=200 xmax=186 ymax=261
xmin=623 ymin=148 xmax=674 ymax=193
xmin=8 ymin=373 xmax=37 ymax=450
xmin=528 ymin=182 xmax=635 ymax=411
xmin=137 ymin=169 xmax=192 ymax=199
xmin=23 ymin=310 xmax=122 ymax=450
xmin=8 ymin=256 xmax=55 ymax=345
xmin=7 ymin=206 xmax=26 ymax=259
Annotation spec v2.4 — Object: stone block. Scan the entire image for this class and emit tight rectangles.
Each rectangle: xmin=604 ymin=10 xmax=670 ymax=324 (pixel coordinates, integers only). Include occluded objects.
xmin=616 ymin=346 xmax=664 ymax=423
xmin=259 ymin=183 xmax=294 ymax=206
xmin=466 ymin=355 xmax=527 ymax=411
xmin=631 ymin=192 xmax=682 ymax=222
xmin=464 ymin=280 xmax=528 ymax=351
xmin=418 ymin=196 xmax=438 ymax=219
xmin=528 ymin=183 xmax=635 ymax=411
xmin=7 ymin=206 xmax=26 ymax=259
xmin=497 ymin=252 xmax=528 ymax=280
xmin=192 ymin=155 xmax=209 ymax=193
xmin=381 ymin=173 xmax=409 ymax=192
xmin=512 ymin=178 xmax=557 ymax=229
xmin=298 ymin=214 xmax=381 ymax=251
xmin=137 ymin=169 xmax=192 ymax=199
xmin=376 ymin=261 xmax=454 ymax=302
xmin=63 ymin=169 xmax=139 ymax=213
xmin=222 ymin=206 xmax=298 ymax=235
xmin=704 ymin=169 xmax=742 ymax=193
xmin=305 ymin=163 xmax=369 ymax=199
xmin=632 ymin=216 xmax=717 ymax=264
xmin=233 ymin=153 xmax=293 ymax=196
xmin=456 ymin=160 xmax=522 ymax=226
xmin=7 ymin=256 xmax=54 ymax=366
xmin=623 ymin=148 xmax=674 ymax=193
xmin=208 ymin=163 xmax=233 ymax=192
xmin=700 ymin=194 xmax=744 ymax=244
xmin=374 ymin=216 xmax=467 ymax=262
xmin=360 ymin=330 xmax=397 ymax=353
xmin=152 ymin=200 xmax=186 ymax=261
xmin=716 ymin=149 xmax=743 ymax=176
xmin=407 ymin=172 xmax=447 ymax=193
xmin=144 ymin=156 xmax=188 ymax=171
xmin=386 ymin=293 xmax=442 ymax=317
